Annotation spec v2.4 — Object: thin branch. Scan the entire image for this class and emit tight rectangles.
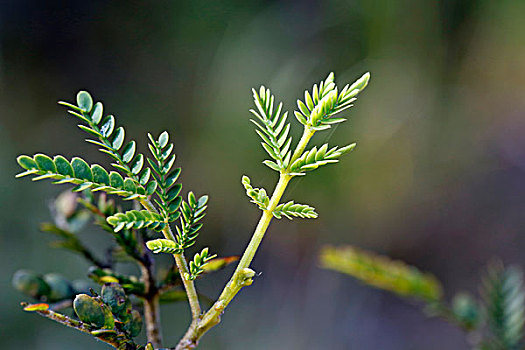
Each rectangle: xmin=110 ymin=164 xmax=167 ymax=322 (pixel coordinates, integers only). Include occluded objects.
xmin=140 ymin=198 xmax=202 ymax=320
xmin=21 ymin=302 xmax=137 ymax=349
xmin=139 ymin=257 xmax=163 ymax=348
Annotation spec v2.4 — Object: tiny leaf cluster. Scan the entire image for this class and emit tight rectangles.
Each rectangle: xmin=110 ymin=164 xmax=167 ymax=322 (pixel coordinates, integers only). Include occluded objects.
xmin=186 ymin=248 xmax=217 ymax=281
xmin=107 ymin=210 xmax=166 ymax=232
xmin=146 ymin=131 xmax=182 ymax=221
xmin=294 ymin=72 xmax=370 ymax=130
xmin=288 ymin=143 xmax=356 ymax=175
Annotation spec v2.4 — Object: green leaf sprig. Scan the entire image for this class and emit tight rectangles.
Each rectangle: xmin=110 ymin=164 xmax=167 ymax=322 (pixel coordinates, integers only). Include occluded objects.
xmin=146 ymin=131 xmax=182 ymax=222
xmin=250 ymin=86 xmax=292 ymax=172
xmin=186 ymin=248 xmax=217 ymax=281
xmin=16 ymin=154 xmax=150 ymax=200
xmin=59 ymin=92 xmax=155 ymax=192
xmin=145 ymin=192 xmax=208 ymax=255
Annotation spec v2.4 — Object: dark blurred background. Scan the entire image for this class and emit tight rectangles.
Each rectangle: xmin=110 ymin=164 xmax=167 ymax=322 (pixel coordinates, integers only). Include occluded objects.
xmin=2 ymin=0 xmax=525 ymax=349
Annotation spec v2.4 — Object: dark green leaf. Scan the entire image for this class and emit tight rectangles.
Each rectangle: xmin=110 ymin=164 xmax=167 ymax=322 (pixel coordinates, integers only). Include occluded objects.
xmin=166 ymin=184 xmax=182 ymax=202
xmin=53 ymin=156 xmax=74 ymax=177
xmin=165 ymin=168 xmax=181 ymax=187
xmin=123 ymin=178 xmax=136 ymax=193
xmin=168 ymin=196 xmax=182 ymax=213
xmin=91 ymin=164 xmax=110 ymax=185
xmin=161 ymin=144 xmax=174 ymax=160
xmin=17 ymin=155 xmax=37 ymax=170
xmin=34 ymin=154 xmax=56 ymax=172
xmin=109 ymin=171 xmax=124 ymax=188
xmin=71 ymin=158 xmax=93 ymax=181
xmin=147 ymin=158 xmax=161 ymax=175
xmin=145 ymin=181 xmax=157 ymax=196
xmin=169 ymin=211 xmax=180 ymax=222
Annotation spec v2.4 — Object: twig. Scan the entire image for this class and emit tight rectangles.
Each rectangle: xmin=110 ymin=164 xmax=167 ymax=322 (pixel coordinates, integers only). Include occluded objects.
xmin=21 ymin=302 xmax=137 ymax=349
xmin=139 ymin=256 xmax=163 ymax=348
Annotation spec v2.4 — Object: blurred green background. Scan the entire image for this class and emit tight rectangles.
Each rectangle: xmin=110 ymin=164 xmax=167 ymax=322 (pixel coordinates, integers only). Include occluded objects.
xmin=2 ymin=0 xmax=525 ymax=348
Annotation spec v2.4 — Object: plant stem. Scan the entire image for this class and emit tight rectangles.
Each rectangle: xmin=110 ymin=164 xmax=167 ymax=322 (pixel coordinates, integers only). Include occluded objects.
xmin=139 ymin=255 xmax=163 ymax=348
xmin=174 ymin=252 xmax=202 ymax=320
xmin=140 ymin=199 xmax=202 ymax=321
xmin=175 ymin=127 xmax=315 ymax=349
xmin=21 ymin=303 xmax=137 ymax=349
xmin=143 ymin=295 xmax=162 ymax=347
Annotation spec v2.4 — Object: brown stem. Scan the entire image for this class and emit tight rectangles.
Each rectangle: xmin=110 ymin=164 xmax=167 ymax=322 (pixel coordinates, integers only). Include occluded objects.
xmin=139 ymin=254 xmax=163 ymax=348
xmin=21 ymin=302 xmax=136 ymax=349
xmin=143 ymin=295 xmax=162 ymax=347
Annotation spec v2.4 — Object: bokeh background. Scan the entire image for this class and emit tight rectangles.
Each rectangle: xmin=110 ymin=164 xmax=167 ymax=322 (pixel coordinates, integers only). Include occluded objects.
xmin=1 ymin=0 xmax=525 ymax=349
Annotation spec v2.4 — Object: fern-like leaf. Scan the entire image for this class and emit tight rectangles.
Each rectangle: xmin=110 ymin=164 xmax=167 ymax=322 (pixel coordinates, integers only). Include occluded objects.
xmin=16 ymin=154 xmax=150 ymax=200
xmin=288 ymin=143 xmax=356 ymax=175
xmin=241 ymin=175 xmax=269 ymax=210
xmin=106 ymin=210 xmax=167 ymax=232
xmin=250 ymin=86 xmax=292 ymax=171
xmin=147 ymin=131 xmax=182 ymax=221
xmin=175 ymin=192 xmax=208 ymax=251
xmin=294 ymin=72 xmax=370 ymax=130
xmin=59 ymin=91 xmax=155 ymax=193
xmin=273 ymin=201 xmax=318 ymax=219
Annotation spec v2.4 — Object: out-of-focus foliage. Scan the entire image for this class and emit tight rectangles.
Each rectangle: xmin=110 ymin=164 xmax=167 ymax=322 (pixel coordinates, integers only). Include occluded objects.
xmin=321 ymin=246 xmax=525 ymax=350
xmin=320 ymin=245 xmax=443 ymax=302
xmin=480 ymin=264 xmax=525 ymax=350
